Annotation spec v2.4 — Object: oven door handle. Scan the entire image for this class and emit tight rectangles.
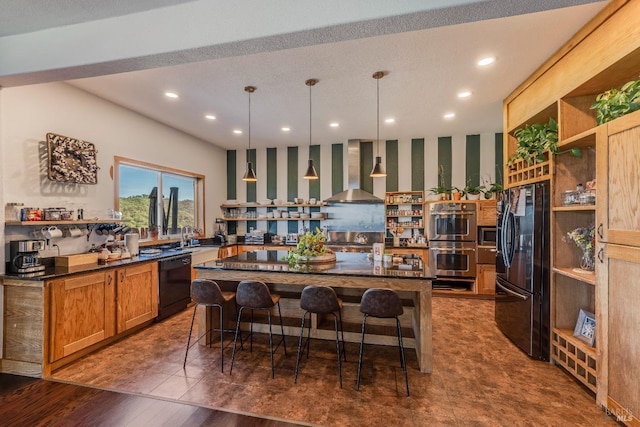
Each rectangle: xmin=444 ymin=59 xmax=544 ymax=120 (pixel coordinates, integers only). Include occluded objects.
xmin=496 ymin=281 xmax=528 ymax=300
xmin=429 ymin=247 xmax=476 ymax=252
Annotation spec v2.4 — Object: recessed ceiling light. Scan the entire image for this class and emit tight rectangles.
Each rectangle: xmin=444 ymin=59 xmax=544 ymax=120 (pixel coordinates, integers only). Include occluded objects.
xmin=330 ymin=122 xmax=339 ymax=128
xmin=384 ymin=118 xmax=395 ymax=124
xmin=444 ymin=112 xmax=456 ymax=119
xmin=233 ymin=129 xmax=242 ymax=134
xmin=205 ymin=114 xmax=216 ymax=120
xmin=281 ymin=127 xmax=291 ymax=132
xmin=457 ymin=91 xmax=472 ymax=99
xmin=164 ymin=92 xmax=179 ymax=99
xmin=477 ymin=57 xmax=495 ymax=66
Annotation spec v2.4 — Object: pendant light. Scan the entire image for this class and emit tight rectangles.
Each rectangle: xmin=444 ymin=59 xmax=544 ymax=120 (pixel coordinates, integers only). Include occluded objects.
xmin=370 ymin=71 xmax=387 ymax=178
xmin=303 ymin=78 xmax=319 ymax=180
xmin=242 ymin=85 xmax=257 ymax=182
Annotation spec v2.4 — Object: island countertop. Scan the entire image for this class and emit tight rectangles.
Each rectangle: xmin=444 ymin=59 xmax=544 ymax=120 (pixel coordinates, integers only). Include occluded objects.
xmin=195 ymin=250 xmax=432 ymax=373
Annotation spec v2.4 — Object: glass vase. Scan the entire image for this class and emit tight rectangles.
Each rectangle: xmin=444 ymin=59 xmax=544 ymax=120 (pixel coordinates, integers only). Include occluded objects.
xmin=580 ymin=249 xmax=595 ymax=272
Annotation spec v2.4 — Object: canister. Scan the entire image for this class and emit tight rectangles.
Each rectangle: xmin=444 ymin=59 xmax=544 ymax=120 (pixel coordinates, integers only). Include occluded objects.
xmin=124 ymin=233 xmax=140 ymax=256
xmin=372 ymin=243 xmax=384 ymax=261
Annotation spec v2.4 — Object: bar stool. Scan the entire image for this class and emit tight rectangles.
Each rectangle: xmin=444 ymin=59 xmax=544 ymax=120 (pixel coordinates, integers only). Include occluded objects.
xmin=356 ymin=288 xmax=409 ymax=396
xmin=183 ymin=279 xmax=236 ymax=372
xmin=294 ymin=285 xmax=347 ymax=388
xmin=230 ymin=280 xmax=287 ymax=378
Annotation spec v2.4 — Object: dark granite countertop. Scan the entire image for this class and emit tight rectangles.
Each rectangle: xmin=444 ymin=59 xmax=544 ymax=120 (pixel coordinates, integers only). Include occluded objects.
xmin=196 ymin=250 xmax=430 ymax=279
xmin=1 ymin=245 xmax=223 ymax=282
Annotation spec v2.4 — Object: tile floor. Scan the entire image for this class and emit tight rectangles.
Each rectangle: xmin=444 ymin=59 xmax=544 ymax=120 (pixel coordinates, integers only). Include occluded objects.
xmin=51 ymin=297 xmax=618 ymax=426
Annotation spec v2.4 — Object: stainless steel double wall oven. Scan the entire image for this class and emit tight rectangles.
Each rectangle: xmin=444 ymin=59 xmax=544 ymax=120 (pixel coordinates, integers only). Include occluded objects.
xmin=427 ymin=201 xmax=477 ymax=278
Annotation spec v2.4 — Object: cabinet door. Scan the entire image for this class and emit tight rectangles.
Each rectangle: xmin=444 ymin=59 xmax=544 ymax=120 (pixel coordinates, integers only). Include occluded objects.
xmin=476 ymin=264 xmax=496 ymax=295
xmin=116 ymin=262 xmax=158 ymax=333
xmin=597 ymin=243 xmax=640 ymax=423
xmin=49 ymin=271 xmax=116 ymax=362
xmin=597 ymin=113 xmax=640 ymax=247
xmin=218 ymin=245 xmax=237 ymax=259
xmin=477 ymin=200 xmax=497 ymax=226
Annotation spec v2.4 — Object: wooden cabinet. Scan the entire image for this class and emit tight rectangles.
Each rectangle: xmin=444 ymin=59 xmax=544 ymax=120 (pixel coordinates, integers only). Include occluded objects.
xmin=594 ymin=111 xmax=640 ymax=424
xmin=476 ymin=200 xmax=497 ymax=226
xmin=217 ymin=245 xmax=237 ymax=259
xmin=115 ymin=263 xmax=158 ymax=334
xmin=502 ymin=2 xmax=640 ymax=422
xmin=475 ymin=264 xmax=496 ymax=295
xmin=49 ymin=271 xmax=116 ymax=363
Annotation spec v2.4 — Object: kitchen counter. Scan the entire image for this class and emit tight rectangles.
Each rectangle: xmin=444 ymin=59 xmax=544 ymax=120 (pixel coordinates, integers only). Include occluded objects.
xmin=195 ymin=251 xmax=433 ymax=373
xmin=1 ymin=245 xmax=223 ymax=281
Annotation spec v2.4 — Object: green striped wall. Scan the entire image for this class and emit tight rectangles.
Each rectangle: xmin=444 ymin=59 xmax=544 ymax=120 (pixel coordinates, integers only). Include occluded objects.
xmin=385 ymin=140 xmax=398 ymax=192
xmin=411 ymin=138 xmax=424 ymax=191
xmin=225 ymin=133 xmax=504 ymax=235
xmin=437 ymin=137 xmax=452 ymax=189
xmin=331 ymin=143 xmax=343 ymax=194
xmin=465 ymin=134 xmax=481 ymax=186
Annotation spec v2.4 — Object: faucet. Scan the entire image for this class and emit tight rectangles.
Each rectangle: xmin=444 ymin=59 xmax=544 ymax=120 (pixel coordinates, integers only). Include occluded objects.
xmin=181 ymin=226 xmax=193 ymax=247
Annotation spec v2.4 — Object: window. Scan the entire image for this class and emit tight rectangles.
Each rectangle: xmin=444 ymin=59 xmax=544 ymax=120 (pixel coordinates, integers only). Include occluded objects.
xmin=115 ymin=157 xmax=204 ymax=236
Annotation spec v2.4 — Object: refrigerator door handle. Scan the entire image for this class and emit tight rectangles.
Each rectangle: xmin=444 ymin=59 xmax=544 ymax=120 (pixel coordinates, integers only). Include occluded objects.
xmin=496 ymin=281 xmax=528 ymax=300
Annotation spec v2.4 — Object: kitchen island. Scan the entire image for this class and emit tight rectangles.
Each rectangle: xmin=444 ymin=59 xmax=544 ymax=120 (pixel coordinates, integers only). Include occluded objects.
xmin=195 ymin=251 xmax=433 ymax=373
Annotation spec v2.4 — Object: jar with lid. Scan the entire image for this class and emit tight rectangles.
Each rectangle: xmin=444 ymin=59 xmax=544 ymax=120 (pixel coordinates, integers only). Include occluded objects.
xmin=5 ymin=202 xmax=24 ymax=221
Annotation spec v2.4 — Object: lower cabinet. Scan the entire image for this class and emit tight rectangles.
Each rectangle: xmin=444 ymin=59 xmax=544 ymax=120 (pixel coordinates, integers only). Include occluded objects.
xmin=48 ymin=262 xmax=158 ymax=364
xmin=218 ymin=245 xmax=238 ymax=258
xmin=49 ymin=271 xmax=116 ymax=363
xmin=476 ymin=264 xmax=496 ymax=295
xmin=116 ymin=263 xmax=158 ymax=334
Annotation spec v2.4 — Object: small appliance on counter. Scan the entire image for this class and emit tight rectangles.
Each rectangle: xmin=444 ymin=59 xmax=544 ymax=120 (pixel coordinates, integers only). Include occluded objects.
xmin=213 ymin=218 xmax=228 ymax=245
xmin=244 ymin=231 xmax=273 ymax=245
xmin=9 ymin=240 xmax=46 ymax=274
xmin=285 ymin=233 xmax=299 ymax=245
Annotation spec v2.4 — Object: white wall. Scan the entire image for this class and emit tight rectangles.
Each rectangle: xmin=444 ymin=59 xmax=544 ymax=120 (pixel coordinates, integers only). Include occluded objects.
xmin=0 ymin=82 xmax=227 ymax=272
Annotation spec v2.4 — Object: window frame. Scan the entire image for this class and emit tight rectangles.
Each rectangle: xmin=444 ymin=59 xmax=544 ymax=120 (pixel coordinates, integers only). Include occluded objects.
xmin=114 ymin=156 xmax=206 ymax=237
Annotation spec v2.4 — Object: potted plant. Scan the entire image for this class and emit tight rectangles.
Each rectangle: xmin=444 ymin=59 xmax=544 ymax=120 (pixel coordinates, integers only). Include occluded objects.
xmin=429 ymin=165 xmax=450 ymax=200
xmin=591 ymin=79 xmax=640 ymax=125
xmin=508 ymin=118 xmax=581 ymax=165
xmin=451 ymin=187 xmax=463 ymax=201
xmin=483 ymin=182 xmax=503 ymax=199
xmin=462 ymin=180 xmax=486 ymax=200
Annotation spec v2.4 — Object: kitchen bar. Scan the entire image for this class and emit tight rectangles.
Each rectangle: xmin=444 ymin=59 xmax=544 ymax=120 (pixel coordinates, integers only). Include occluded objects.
xmin=195 ymin=250 xmax=433 ymax=373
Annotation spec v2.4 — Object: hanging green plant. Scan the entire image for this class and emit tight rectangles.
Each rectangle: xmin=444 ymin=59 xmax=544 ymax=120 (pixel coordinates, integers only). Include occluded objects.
xmin=508 ymin=117 xmax=581 ymax=165
xmin=591 ymin=79 xmax=640 ymax=125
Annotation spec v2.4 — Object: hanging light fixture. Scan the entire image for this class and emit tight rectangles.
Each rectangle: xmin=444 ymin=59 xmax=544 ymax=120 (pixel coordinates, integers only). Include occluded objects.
xmin=370 ymin=71 xmax=387 ymax=178
xmin=242 ymin=85 xmax=257 ymax=182
xmin=303 ymin=78 xmax=319 ymax=180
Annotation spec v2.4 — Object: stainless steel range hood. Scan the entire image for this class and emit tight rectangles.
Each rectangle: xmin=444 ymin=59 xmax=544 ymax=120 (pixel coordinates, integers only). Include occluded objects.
xmin=324 ymin=139 xmax=383 ymax=204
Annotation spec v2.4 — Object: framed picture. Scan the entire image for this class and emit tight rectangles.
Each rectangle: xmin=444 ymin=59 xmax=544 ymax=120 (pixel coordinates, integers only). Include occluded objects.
xmin=47 ymin=132 xmax=98 ymax=184
xmin=573 ymin=309 xmax=596 ymax=347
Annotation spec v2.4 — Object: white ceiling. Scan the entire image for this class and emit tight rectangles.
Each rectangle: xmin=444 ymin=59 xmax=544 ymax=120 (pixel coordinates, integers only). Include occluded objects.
xmin=0 ymin=1 xmax=607 ymax=150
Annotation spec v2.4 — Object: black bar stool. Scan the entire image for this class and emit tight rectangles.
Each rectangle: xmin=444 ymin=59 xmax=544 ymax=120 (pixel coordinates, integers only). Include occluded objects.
xmin=356 ymin=288 xmax=409 ymax=396
xmin=183 ymin=279 xmax=236 ymax=372
xmin=294 ymin=285 xmax=347 ymax=388
xmin=230 ymin=280 xmax=287 ymax=378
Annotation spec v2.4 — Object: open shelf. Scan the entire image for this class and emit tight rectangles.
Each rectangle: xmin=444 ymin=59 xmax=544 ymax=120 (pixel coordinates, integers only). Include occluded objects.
xmin=553 ymin=267 xmax=596 ymax=286
xmin=5 ymin=219 xmax=128 ymax=226
xmin=552 ymin=205 xmax=596 ymax=212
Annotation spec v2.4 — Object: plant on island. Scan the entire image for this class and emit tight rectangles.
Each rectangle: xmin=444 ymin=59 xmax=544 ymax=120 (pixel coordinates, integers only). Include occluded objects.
xmin=285 ymin=228 xmax=329 ymax=264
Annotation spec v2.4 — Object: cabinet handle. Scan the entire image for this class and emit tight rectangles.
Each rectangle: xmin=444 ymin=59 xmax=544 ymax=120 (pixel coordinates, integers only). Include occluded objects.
xmin=120 ymin=272 xmax=125 ymax=282
xmin=598 ymin=247 xmax=604 ymax=263
xmin=108 ymin=275 xmax=113 ymax=285
xmin=597 ymin=223 xmax=603 ymax=239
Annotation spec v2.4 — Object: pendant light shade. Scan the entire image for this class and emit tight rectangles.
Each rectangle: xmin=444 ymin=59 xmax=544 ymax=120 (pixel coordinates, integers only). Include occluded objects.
xmin=242 ymin=85 xmax=258 ymax=182
xmin=303 ymin=78 xmax=319 ymax=180
xmin=370 ymin=71 xmax=387 ymax=178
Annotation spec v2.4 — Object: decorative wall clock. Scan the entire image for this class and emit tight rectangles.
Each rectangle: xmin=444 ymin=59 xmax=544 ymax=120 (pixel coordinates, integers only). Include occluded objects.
xmin=46 ymin=132 xmax=98 ymax=184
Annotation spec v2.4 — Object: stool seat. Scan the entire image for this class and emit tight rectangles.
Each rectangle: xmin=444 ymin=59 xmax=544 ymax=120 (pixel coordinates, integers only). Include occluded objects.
xmin=357 ymin=288 xmax=409 ymax=396
xmin=230 ymin=280 xmax=287 ymax=379
xmin=295 ymin=285 xmax=346 ymax=387
xmin=183 ymin=279 xmax=236 ymax=372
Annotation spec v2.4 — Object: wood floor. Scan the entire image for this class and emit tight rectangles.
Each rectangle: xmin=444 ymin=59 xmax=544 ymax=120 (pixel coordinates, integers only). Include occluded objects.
xmin=13 ymin=297 xmax=621 ymax=426
xmin=0 ymin=374 xmax=303 ymax=426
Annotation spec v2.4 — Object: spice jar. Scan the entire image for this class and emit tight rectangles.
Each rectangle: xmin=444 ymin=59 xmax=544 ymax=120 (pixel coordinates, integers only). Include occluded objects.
xmin=5 ymin=202 xmax=24 ymax=221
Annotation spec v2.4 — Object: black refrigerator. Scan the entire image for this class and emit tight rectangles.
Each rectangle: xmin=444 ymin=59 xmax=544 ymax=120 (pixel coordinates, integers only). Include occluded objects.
xmin=495 ymin=181 xmax=550 ymax=361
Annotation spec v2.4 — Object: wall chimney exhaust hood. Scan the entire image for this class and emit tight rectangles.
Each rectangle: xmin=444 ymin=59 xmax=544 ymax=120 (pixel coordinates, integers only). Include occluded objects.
xmin=324 ymin=140 xmax=383 ymax=204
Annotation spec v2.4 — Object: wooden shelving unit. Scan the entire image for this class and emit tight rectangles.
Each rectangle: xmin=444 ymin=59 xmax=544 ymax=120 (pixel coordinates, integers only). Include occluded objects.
xmin=552 ymin=328 xmax=597 ymax=393
xmin=384 ymin=191 xmax=425 ymax=243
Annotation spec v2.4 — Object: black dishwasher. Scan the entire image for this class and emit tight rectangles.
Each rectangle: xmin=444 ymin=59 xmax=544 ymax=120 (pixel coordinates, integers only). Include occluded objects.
xmin=157 ymin=254 xmax=192 ymax=321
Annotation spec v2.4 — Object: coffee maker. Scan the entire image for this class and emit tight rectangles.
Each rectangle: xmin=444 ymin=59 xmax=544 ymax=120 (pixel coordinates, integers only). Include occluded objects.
xmin=213 ymin=218 xmax=228 ymax=245
xmin=9 ymin=240 xmax=46 ymax=274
